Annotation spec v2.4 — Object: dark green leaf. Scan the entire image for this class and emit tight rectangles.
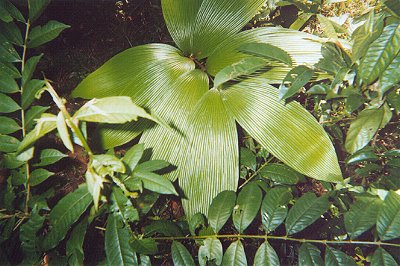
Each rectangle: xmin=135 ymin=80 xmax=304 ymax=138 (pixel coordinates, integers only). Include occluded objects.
xmin=34 ymin=149 xmax=67 ymax=167
xmin=134 ymin=171 xmax=177 ymax=195
xmin=0 ymin=2 xmax=12 ymax=22
xmin=379 ymin=53 xmax=400 ymax=95
xmin=30 ymin=168 xmax=53 ymax=186
xmin=253 ymin=241 xmax=280 ymax=266
xmin=0 ymin=62 xmax=20 ymax=78
xmin=66 ymin=218 xmax=87 ymax=266
xmin=240 ymin=147 xmax=257 ymax=171
xmin=28 ymin=0 xmax=50 ymax=22
xmin=0 ymin=134 xmax=19 ymax=152
xmin=0 ymin=74 xmax=18 ymax=93
xmin=239 ymin=42 xmax=292 ymax=66
xmin=0 ymin=34 xmax=20 ymax=62
xmin=385 ymin=0 xmax=400 ymax=17
xmin=259 ymin=163 xmax=303 ymax=184
xmin=110 ymin=187 xmax=139 ymax=223
xmin=25 ymin=105 xmax=49 ymax=131
xmin=298 ymin=243 xmax=323 ymax=266
xmin=232 ymin=183 xmax=262 ymax=233
xmin=22 ymin=55 xmax=43 ymax=86
xmin=41 ymin=184 xmax=92 ymax=250
xmin=144 ymin=220 xmax=183 ymax=237
xmin=0 ymin=116 xmax=20 ymax=134
xmin=279 ymin=66 xmax=314 ymax=101
xmin=131 ymin=239 xmax=157 ymax=255
xmin=189 ymin=213 xmax=206 ymax=235
xmin=0 ymin=92 xmax=20 ymax=113
xmin=208 ymin=190 xmax=236 ymax=234
xmin=123 ymin=144 xmax=144 ymax=172
xmin=171 ymin=241 xmax=195 ymax=266
xmin=221 ymin=240 xmax=247 ymax=266
xmin=346 ymin=148 xmax=379 ymax=164
xmin=324 ymin=246 xmax=356 ymax=266
xmin=0 ymin=0 xmax=24 ymax=22
xmin=261 ymin=187 xmax=292 ymax=233
xmin=0 ymin=21 xmax=22 ymax=45
xmin=285 ymin=193 xmax=330 ymax=235
xmin=371 ymin=248 xmax=398 ymax=266
xmin=21 ymin=79 xmax=45 ymax=109
xmin=135 ymin=160 xmax=170 ymax=172
xmin=198 ymin=237 xmax=223 ymax=266
xmin=20 ymin=207 xmax=45 ymax=256
xmin=28 ymin=21 xmax=70 ymax=48
xmin=105 ymin=214 xmax=138 ymax=266
xmin=384 ymin=149 xmax=400 ymax=157
xmin=377 ymin=191 xmax=400 ymax=240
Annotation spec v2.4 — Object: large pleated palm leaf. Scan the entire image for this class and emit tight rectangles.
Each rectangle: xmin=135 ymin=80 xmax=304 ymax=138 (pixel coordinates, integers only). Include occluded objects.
xmin=71 ymin=0 xmax=342 ymax=217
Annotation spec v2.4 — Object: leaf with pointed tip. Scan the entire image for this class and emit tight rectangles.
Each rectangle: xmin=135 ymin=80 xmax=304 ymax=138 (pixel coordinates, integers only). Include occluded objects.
xmin=66 ymin=218 xmax=88 ymax=266
xmin=30 ymin=168 xmax=53 ymax=186
xmin=253 ymin=241 xmax=280 ymax=266
xmin=57 ymin=112 xmax=74 ymax=152
xmin=0 ymin=21 xmax=22 ymax=45
xmin=221 ymin=240 xmax=247 ymax=266
xmin=279 ymin=65 xmax=314 ymax=101
xmin=0 ymin=62 xmax=20 ymax=78
xmin=123 ymin=144 xmax=144 ymax=172
xmin=28 ymin=21 xmax=70 ymax=48
xmin=162 ymin=0 xmax=265 ymax=58
xmin=285 ymin=193 xmax=330 ymax=235
xmin=261 ymin=187 xmax=292 ymax=233
xmin=371 ymin=248 xmax=398 ymax=266
xmin=135 ymin=160 xmax=170 ymax=172
xmin=21 ymin=79 xmax=45 ymax=109
xmin=324 ymin=246 xmax=357 ymax=266
xmin=34 ymin=149 xmax=67 ymax=167
xmin=22 ymin=55 xmax=43 ymax=86
xmin=171 ymin=241 xmax=195 ymax=266
xmin=299 ymin=243 xmax=323 ymax=266
xmin=25 ymin=106 xmax=49 ymax=131
xmin=221 ymin=78 xmax=342 ymax=183
xmin=377 ymin=191 xmax=400 ymax=240
xmin=0 ymin=74 xmax=18 ymax=93
xmin=379 ymin=53 xmax=400 ymax=95
xmin=198 ymin=238 xmax=223 ymax=266
xmin=28 ymin=0 xmax=50 ymax=22
xmin=0 ymin=135 xmax=19 ymax=152
xmin=134 ymin=171 xmax=178 ymax=195
xmin=239 ymin=42 xmax=292 ymax=66
xmin=208 ymin=190 xmax=236 ymax=234
xmin=317 ymin=14 xmax=338 ymax=39
xmin=0 ymin=92 xmax=20 ymax=113
xmin=259 ymin=163 xmax=303 ymax=184
xmin=0 ymin=116 xmax=20 ymax=134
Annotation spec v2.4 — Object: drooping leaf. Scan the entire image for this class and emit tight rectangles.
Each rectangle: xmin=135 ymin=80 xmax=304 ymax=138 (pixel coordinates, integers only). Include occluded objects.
xmin=213 ymin=57 xmax=266 ymax=88
xmin=56 ymin=112 xmax=74 ymax=152
xmin=161 ymin=0 xmax=265 ymax=58
xmin=198 ymin=237 xmax=223 ymax=266
xmin=133 ymin=171 xmax=178 ymax=195
xmin=0 ymin=92 xmax=20 ymax=113
xmin=105 ymin=214 xmax=138 ymax=266
xmin=41 ymin=184 xmax=92 ymax=250
xmin=208 ymin=190 xmax=236 ymax=234
xmin=253 ymin=241 xmax=280 ymax=266
xmin=0 ymin=134 xmax=19 ymax=152
xmin=376 ymin=191 xmax=400 ymax=240
xmin=28 ymin=20 xmax=70 ymax=48
xmin=379 ymin=52 xmax=400 ymax=95
xmin=259 ymin=163 xmax=303 ymax=184
xmin=21 ymin=55 xmax=43 ymax=86
xmin=279 ymin=65 xmax=314 ymax=101
xmin=21 ymin=79 xmax=45 ymax=109
xmin=324 ymin=246 xmax=357 ymax=266
xmin=359 ymin=23 xmax=400 ymax=85
xmin=371 ymin=248 xmax=398 ymax=266
xmin=171 ymin=241 xmax=195 ymax=266
xmin=221 ymin=240 xmax=247 ymax=266
xmin=221 ymin=78 xmax=342 ymax=183
xmin=285 ymin=193 xmax=330 ymax=235
xmin=0 ymin=74 xmax=18 ymax=93
xmin=123 ymin=143 xmax=144 ymax=172
xmin=344 ymin=197 xmax=383 ymax=239
xmin=0 ymin=116 xmax=20 ymax=134
xmin=30 ymin=168 xmax=54 ymax=186
xmin=66 ymin=218 xmax=88 ymax=266
xmin=34 ymin=149 xmax=67 ymax=167
xmin=239 ymin=42 xmax=292 ymax=66
xmin=298 ymin=243 xmax=323 ymax=266
xmin=232 ymin=183 xmax=262 ymax=233
xmin=261 ymin=187 xmax=292 ymax=233
xmin=28 ymin=0 xmax=50 ymax=22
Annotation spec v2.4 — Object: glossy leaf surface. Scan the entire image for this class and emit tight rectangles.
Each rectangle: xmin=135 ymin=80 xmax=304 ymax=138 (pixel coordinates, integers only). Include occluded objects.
xmin=324 ymin=246 xmax=356 ymax=266
xmin=377 ymin=191 xmax=400 ymax=240
xmin=298 ymin=243 xmax=323 ymax=266
xmin=208 ymin=190 xmax=236 ymax=234
xmin=221 ymin=240 xmax=247 ymax=266
xmin=261 ymin=187 xmax=292 ymax=233
xmin=171 ymin=241 xmax=195 ymax=266
xmin=371 ymin=248 xmax=398 ymax=266
xmin=253 ymin=241 xmax=280 ymax=266
xmin=28 ymin=20 xmax=70 ymax=48
xmin=198 ymin=237 xmax=223 ymax=266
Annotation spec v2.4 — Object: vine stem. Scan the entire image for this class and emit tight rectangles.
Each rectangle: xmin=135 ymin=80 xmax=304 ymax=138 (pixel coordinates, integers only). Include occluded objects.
xmin=150 ymin=234 xmax=400 ymax=248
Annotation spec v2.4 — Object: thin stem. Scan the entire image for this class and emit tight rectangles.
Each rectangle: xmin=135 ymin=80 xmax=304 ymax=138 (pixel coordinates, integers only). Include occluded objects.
xmin=150 ymin=234 xmax=400 ymax=248
xmin=238 ymin=157 xmax=273 ymax=189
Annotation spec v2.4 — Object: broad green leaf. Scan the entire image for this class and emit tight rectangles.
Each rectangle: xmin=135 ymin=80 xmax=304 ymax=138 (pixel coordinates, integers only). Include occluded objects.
xmin=162 ymin=0 xmax=265 ymax=58
xmin=359 ymin=23 xmax=400 ymax=85
xmin=233 ymin=183 xmax=262 ymax=233
xmin=0 ymin=62 xmax=20 ymax=78
xmin=57 ymin=112 xmax=74 ymax=152
xmin=346 ymin=148 xmax=379 ymax=164
xmin=25 ymin=105 xmax=49 ymax=131
xmin=198 ymin=237 xmax=223 ymax=266
xmin=0 ymin=92 xmax=20 ymax=113
xmin=0 ymin=74 xmax=18 ymax=93
xmin=0 ymin=2 xmax=12 ymax=22
xmin=240 ymin=147 xmax=257 ymax=170
xmin=110 ymin=187 xmax=139 ymax=223
xmin=344 ymin=197 xmax=383 ymax=239
xmin=144 ymin=220 xmax=183 ymax=237
xmin=253 ymin=241 xmax=280 ymax=266
xmin=285 ymin=193 xmax=330 ymax=235
xmin=34 ymin=149 xmax=67 ymax=167
xmin=385 ymin=0 xmax=400 ymax=17
xmin=179 ymin=89 xmax=238 ymax=217
xmin=2 ymin=153 xmax=25 ymax=169
xmin=377 ymin=191 xmax=400 ymax=240
xmin=171 ymin=241 xmax=195 ymax=266
xmin=105 ymin=214 xmax=138 ymax=266
xmin=0 ymin=32 xmax=20 ymax=62
xmin=0 ymin=0 xmax=24 ymax=22
xmin=345 ymin=105 xmax=392 ymax=154
xmin=259 ymin=163 xmax=303 ymax=184
xmin=317 ymin=14 xmax=338 ymax=39
xmin=189 ymin=213 xmax=206 ymax=236
xmin=20 ymin=207 xmax=45 ymax=257
xmin=325 ymin=246 xmax=357 ymax=266
xmin=41 ymin=184 xmax=92 ymax=250
xmin=0 ymin=21 xmax=22 ymax=45
xmin=22 ymin=55 xmax=43 ymax=86
xmin=73 ymin=96 xmax=155 ymax=124
xmin=261 ymin=187 xmax=292 ymax=233
xmin=123 ymin=143 xmax=144 ymax=172
xmin=28 ymin=21 xmax=70 ymax=48
xmin=30 ymin=168 xmax=53 ymax=186
xmin=66 ymin=218 xmax=87 ymax=266
xmin=28 ymin=0 xmax=50 ymax=22
xmin=21 ymin=79 xmax=44 ymax=109
xmin=371 ymin=248 xmax=398 ymax=266
xmin=135 ymin=160 xmax=170 ymax=172
xmin=0 ymin=116 xmax=19 ymax=134
xmin=208 ymin=190 xmax=236 ymax=234
xmin=221 ymin=78 xmax=342 ymax=183
xmin=207 ymin=27 xmax=324 ymax=81
xmin=379 ymin=53 xmax=400 ymax=95
xmin=214 ymin=57 xmax=266 ymax=88
xmin=85 ymin=167 xmax=104 ymax=211
xmin=239 ymin=42 xmax=292 ymax=66
xmin=134 ymin=171 xmax=177 ymax=195
xmin=18 ymin=113 xmax=57 ymax=153
xmin=279 ymin=66 xmax=314 ymax=101
xmin=131 ymin=239 xmax=157 ymax=255
xmin=221 ymin=240 xmax=247 ymax=266
xmin=316 ymin=42 xmax=351 ymax=75
xmin=298 ymin=243 xmax=323 ymax=266
xmin=0 ymin=134 xmax=19 ymax=152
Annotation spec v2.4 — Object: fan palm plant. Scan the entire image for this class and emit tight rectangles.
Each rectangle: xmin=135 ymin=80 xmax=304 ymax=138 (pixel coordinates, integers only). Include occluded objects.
xmin=71 ymin=0 xmax=342 ymax=217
